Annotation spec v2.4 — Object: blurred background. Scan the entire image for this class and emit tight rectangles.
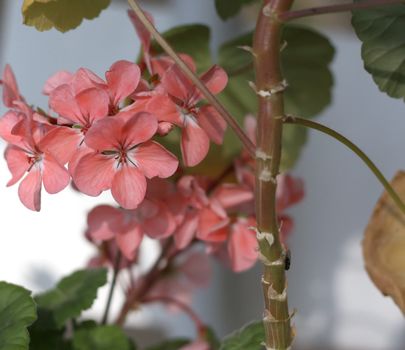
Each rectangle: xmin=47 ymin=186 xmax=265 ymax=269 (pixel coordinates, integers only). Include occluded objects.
xmin=0 ymin=0 xmax=404 ymax=349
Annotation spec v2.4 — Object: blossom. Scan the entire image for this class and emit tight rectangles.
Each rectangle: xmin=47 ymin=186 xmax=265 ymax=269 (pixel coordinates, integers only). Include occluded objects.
xmin=1 ymin=64 xmax=24 ymax=108
xmin=73 ymin=112 xmax=178 ymax=209
xmin=85 ymin=202 xmax=175 ymax=260
xmin=148 ymin=64 xmax=228 ymax=166
xmin=1 ymin=106 xmax=70 ymax=211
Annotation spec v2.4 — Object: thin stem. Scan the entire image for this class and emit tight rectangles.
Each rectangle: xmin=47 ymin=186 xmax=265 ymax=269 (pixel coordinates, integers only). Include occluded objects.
xmin=127 ymin=0 xmax=256 ymax=158
xmin=101 ymin=252 xmax=122 ymax=325
xmin=283 ymin=116 xmax=405 ymax=216
xmin=143 ymin=295 xmax=206 ymax=336
xmin=281 ymin=0 xmax=404 ymax=21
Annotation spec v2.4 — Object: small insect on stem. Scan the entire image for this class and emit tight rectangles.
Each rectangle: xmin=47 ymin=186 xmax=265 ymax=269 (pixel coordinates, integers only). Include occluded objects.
xmin=285 ymin=249 xmax=291 ymax=271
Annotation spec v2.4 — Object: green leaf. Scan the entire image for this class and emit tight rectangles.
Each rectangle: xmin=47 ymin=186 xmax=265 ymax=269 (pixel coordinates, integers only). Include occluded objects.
xmin=151 ymin=24 xmax=212 ymax=72
xmin=72 ymin=325 xmax=134 ymax=350
xmin=0 ymin=282 xmax=37 ymax=350
xmin=217 ymin=25 xmax=335 ymax=170
xmin=219 ymin=321 xmax=264 ymax=350
xmin=204 ymin=327 xmax=221 ymax=350
xmin=214 ymin=0 xmax=256 ymax=20
xmin=145 ymin=338 xmax=190 ymax=350
xmin=29 ymin=329 xmax=72 ymax=350
xmin=351 ymin=2 xmax=405 ymax=99
xmin=22 ymin=0 xmax=111 ymax=33
xmin=34 ymin=268 xmax=107 ymax=329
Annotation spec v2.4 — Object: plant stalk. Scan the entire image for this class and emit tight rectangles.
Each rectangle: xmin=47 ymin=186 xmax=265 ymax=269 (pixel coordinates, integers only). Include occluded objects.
xmin=253 ymin=1 xmax=295 ymax=349
xmin=127 ymin=0 xmax=256 ymax=158
xmin=283 ymin=115 xmax=405 ymax=216
xmin=280 ymin=0 xmax=404 ymax=21
xmin=101 ymin=251 xmax=122 ymax=325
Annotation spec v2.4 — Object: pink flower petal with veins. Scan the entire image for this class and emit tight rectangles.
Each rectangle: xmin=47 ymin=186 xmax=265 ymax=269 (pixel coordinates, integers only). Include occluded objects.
xmin=49 ymin=84 xmax=81 ymax=123
xmin=116 ymin=225 xmax=143 ymax=260
xmin=18 ymin=168 xmax=42 ymax=212
xmin=2 ymin=64 xmax=21 ymax=108
xmin=76 ymin=88 xmax=109 ymax=123
xmin=0 ymin=111 xmax=24 ymax=145
xmin=111 ymin=166 xmax=147 ymax=209
xmin=198 ymin=105 xmax=226 ymax=144
xmin=134 ymin=141 xmax=178 ymax=179
xmin=174 ymin=211 xmax=199 ymax=249
xmin=86 ymin=205 xmax=120 ymax=241
xmin=181 ymin=119 xmax=210 ymax=167
xmin=43 ymin=70 xmax=73 ymax=95
xmin=73 ymin=153 xmax=116 ymax=196
xmin=4 ymin=146 xmax=30 ymax=186
xmin=106 ymin=60 xmax=141 ymax=106
xmin=42 ymin=152 xmax=70 ymax=194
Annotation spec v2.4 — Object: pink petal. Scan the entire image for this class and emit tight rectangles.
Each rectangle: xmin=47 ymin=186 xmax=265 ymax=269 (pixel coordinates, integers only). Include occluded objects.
xmin=276 ymin=174 xmax=305 ymax=212
xmin=49 ymin=85 xmax=82 ymax=124
xmin=2 ymin=64 xmax=20 ymax=108
xmin=197 ymin=207 xmax=229 ymax=242
xmin=76 ymin=88 xmax=109 ymax=124
xmin=43 ymin=70 xmax=73 ymax=95
xmin=4 ymin=146 xmax=30 ymax=186
xmin=141 ymin=200 xmax=176 ymax=239
xmin=73 ymin=152 xmax=116 ymax=196
xmin=189 ymin=65 xmax=228 ymax=105
xmin=174 ymin=211 xmax=199 ymax=250
xmin=106 ymin=60 xmax=141 ymax=106
xmin=121 ymin=112 xmax=158 ymax=148
xmin=197 ymin=105 xmax=226 ymax=144
xmin=84 ymin=117 xmax=125 ymax=151
xmin=134 ymin=141 xmax=178 ymax=178
xmin=42 ymin=152 xmax=70 ymax=194
xmin=87 ymin=205 xmax=120 ymax=241
xmin=18 ymin=167 xmax=42 ymax=211
xmin=161 ymin=64 xmax=194 ymax=102
xmin=213 ymin=184 xmax=253 ymax=210
xmin=111 ymin=166 xmax=147 ymax=209
xmin=146 ymin=95 xmax=182 ymax=125
xmin=116 ymin=225 xmax=143 ymax=260
xmin=228 ymin=219 xmax=258 ymax=272
xmin=72 ymin=68 xmax=106 ymax=94
xmin=38 ymin=126 xmax=82 ymax=165
xmin=0 ymin=111 xmax=24 ymax=145
xmin=181 ymin=118 xmax=210 ymax=167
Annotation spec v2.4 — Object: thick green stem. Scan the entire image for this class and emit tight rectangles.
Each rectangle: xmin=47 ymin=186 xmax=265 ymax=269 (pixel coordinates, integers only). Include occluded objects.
xmin=253 ymin=1 xmax=294 ymax=349
xmin=280 ymin=0 xmax=404 ymax=21
xmin=283 ymin=115 xmax=405 ymax=216
xmin=127 ymin=0 xmax=256 ymax=157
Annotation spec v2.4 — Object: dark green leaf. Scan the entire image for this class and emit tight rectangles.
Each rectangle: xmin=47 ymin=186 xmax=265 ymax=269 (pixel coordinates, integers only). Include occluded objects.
xmin=204 ymin=327 xmax=221 ymax=350
xmin=219 ymin=321 xmax=264 ymax=350
xmin=145 ymin=338 xmax=190 ymax=350
xmin=72 ymin=325 xmax=134 ymax=350
xmin=0 ymin=282 xmax=37 ymax=350
xmin=351 ymin=2 xmax=405 ymax=99
xmin=29 ymin=329 xmax=72 ymax=350
xmin=22 ymin=0 xmax=111 ymax=33
xmin=151 ymin=25 xmax=212 ymax=72
xmin=34 ymin=268 xmax=107 ymax=329
xmin=214 ymin=0 xmax=256 ymax=20
xmin=217 ymin=25 xmax=335 ymax=170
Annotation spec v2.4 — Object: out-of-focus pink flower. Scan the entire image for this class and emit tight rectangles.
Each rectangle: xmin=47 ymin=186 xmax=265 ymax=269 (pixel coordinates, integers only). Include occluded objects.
xmin=73 ymin=112 xmax=178 ymax=209
xmin=86 ymin=201 xmax=175 ymax=260
xmin=148 ymin=64 xmax=228 ymax=167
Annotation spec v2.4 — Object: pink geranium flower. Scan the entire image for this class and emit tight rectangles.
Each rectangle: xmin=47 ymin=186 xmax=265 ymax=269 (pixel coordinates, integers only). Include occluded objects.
xmin=73 ymin=112 xmax=178 ymax=209
xmin=148 ymin=64 xmax=228 ymax=167
xmin=1 ymin=107 xmax=70 ymax=211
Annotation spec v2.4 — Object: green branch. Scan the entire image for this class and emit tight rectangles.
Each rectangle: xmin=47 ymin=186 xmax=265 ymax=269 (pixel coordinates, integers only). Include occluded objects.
xmin=283 ymin=115 xmax=405 ymax=215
